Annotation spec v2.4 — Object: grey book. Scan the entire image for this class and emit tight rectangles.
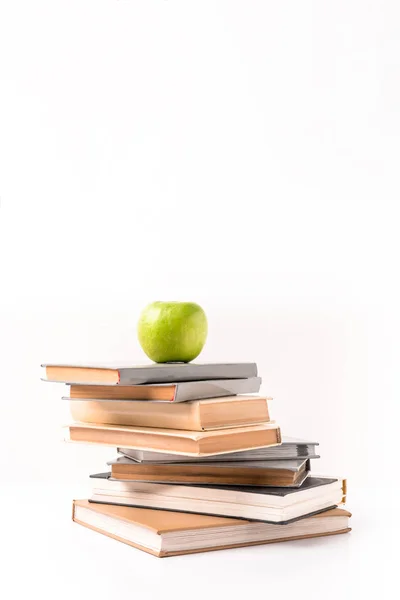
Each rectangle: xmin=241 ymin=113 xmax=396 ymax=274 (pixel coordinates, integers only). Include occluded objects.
xmin=64 ymin=377 xmax=262 ymax=404
xmin=118 ymin=436 xmax=319 ymax=462
xmin=42 ymin=362 xmax=258 ymax=385
xmin=89 ymin=474 xmax=345 ymax=524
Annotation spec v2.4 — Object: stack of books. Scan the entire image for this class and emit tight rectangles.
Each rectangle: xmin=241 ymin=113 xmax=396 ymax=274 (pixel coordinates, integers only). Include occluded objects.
xmin=43 ymin=361 xmax=351 ymax=558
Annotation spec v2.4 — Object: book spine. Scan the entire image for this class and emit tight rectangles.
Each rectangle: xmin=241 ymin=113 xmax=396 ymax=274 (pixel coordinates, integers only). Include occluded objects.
xmin=172 ymin=386 xmax=178 ymax=403
xmin=195 ymin=402 xmax=203 ymax=430
xmin=342 ymin=479 xmax=347 ymax=503
xmin=276 ymin=427 xmax=282 ymax=444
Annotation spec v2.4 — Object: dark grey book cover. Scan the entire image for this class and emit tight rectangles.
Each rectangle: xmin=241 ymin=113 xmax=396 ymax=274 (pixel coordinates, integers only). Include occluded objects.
xmin=43 ymin=362 xmax=257 ymax=384
xmin=187 ymin=476 xmax=336 ymax=496
xmin=118 ymin=436 xmax=319 ymax=461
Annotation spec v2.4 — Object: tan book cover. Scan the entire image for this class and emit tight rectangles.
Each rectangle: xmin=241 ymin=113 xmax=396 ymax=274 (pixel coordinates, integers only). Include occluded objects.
xmin=72 ymin=500 xmax=351 ymax=558
xmin=109 ymin=457 xmax=309 ymax=487
xmin=67 ymin=395 xmax=271 ymax=431
xmin=65 ymin=422 xmax=281 ymax=456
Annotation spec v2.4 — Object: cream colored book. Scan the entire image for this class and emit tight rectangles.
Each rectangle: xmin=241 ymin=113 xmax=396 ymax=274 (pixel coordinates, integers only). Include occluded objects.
xmin=89 ymin=474 xmax=345 ymax=522
xmin=65 ymin=422 xmax=281 ymax=457
xmin=66 ymin=395 xmax=271 ymax=431
xmin=72 ymin=500 xmax=352 ymax=558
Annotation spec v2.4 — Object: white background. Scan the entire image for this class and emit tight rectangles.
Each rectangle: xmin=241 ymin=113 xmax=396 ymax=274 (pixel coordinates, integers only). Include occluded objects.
xmin=0 ymin=1 xmax=398 ymax=598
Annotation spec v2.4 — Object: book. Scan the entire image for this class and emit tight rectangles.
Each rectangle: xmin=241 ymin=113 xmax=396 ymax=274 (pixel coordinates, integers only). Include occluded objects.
xmin=65 ymin=422 xmax=281 ymax=457
xmin=118 ymin=436 xmax=319 ymax=463
xmin=89 ymin=474 xmax=346 ymax=523
xmin=107 ymin=456 xmax=310 ymax=487
xmin=65 ymin=377 xmax=262 ymax=403
xmin=43 ymin=362 xmax=257 ymax=385
xmin=66 ymin=395 xmax=270 ymax=431
xmin=72 ymin=500 xmax=351 ymax=558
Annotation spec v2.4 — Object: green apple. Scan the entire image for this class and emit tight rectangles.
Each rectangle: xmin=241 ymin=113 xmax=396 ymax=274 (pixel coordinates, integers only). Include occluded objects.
xmin=137 ymin=301 xmax=208 ymax=363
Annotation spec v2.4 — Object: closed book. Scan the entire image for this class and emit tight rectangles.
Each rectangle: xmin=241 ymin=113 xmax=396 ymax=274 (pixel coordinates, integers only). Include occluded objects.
xmin=43 ymin=362 xmax=257 ymax=385
xmin=64 ymin=378 xmax=262 ymax=403
xmin=107 ymin=456 xmax=310 ymax=487
xmin=72 ymin=500 xmax=351 ymax=558
xmin=65 ymin=422 xmax=281 ymax=457
xmin=118 ymin=436 xmax=319 ymax=463
xmin=65 ymin=395 xmax=270 ymax=431
xmin=89 ymin=474 xmax=346 ymax=523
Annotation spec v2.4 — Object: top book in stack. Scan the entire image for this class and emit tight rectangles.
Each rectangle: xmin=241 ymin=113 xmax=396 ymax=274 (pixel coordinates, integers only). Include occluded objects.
xmin=42 ymin=362 xmax=261 ymax=403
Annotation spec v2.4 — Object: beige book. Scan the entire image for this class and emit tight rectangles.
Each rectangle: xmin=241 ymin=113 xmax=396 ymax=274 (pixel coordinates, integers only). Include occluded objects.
xmin=67 ymin=395 xmax=271 ymax=431
xmin=65 ymin=422 xmax=281 ymax=457
xmin=90 ymin=474 xmax=345 ymax=522
xmin=72 ymin=500 xmax=352 ymax=558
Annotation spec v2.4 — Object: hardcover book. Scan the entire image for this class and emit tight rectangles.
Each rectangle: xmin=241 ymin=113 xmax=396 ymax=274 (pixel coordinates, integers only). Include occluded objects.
xmin=118 ymin=436 xmax=319 ymax=463
xmin=65 ymin=394 xmax=270 ymax=430
xmin=65 ymin=422 xmax=281 ymax=457
xmin=107 ymin=456 xmax=310 ymax=487
xmin=65 ymin=377 xmax=262 ymax=403
xmin=43 ymin=362 xmax=258 ymax=385
xmin=89 ymin=474 xmax=346 ymax=523
xmin=72 ymin=501 xmax=351 ymax=558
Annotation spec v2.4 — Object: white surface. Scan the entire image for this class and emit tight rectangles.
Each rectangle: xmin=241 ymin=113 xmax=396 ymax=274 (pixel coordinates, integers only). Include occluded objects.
xmin=0 ymin=1 xmax=399 ymax=597
xmin=0 ymin=0 xmax=398 ymax=487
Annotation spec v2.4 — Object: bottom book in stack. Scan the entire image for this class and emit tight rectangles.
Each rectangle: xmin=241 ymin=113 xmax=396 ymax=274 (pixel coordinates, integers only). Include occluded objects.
xmin=72 ymin=501 xmax=351 ymax=558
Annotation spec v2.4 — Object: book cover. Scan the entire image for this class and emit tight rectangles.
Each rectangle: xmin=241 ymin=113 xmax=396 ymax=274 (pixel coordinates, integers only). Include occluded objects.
xmin=43 ymin=362 xmax=258 ymax=385
xmin=65 ymin=421 xmax=282 ymax=456
xmin=65 ymin=393 xmax=270 ymax=430
xmin=118 ymin=436 xmax=319 ymax=462
xmin=72 ymin=500 xmax=351 ymax=557
xmin=106 ymin=457 xmax=310 ymax=487
xmin=89 ymin=474 xmax=345 ymax=524
xmin=65 ymin=377 xmax=262 ymax=403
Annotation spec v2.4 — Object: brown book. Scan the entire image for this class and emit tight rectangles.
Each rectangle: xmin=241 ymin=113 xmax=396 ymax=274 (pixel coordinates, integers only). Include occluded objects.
xmin=65 ymin=422 xmax=281 ymax=457
xmin=108 ymin=456 xmax=309 ymax=487
xmin=69 ymin=384 xmax=181 ymax=401
xmin=72 ymin=500 xmax=351 ymax=558
xmin=67 ymin=395 xmax=271 ymax=431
